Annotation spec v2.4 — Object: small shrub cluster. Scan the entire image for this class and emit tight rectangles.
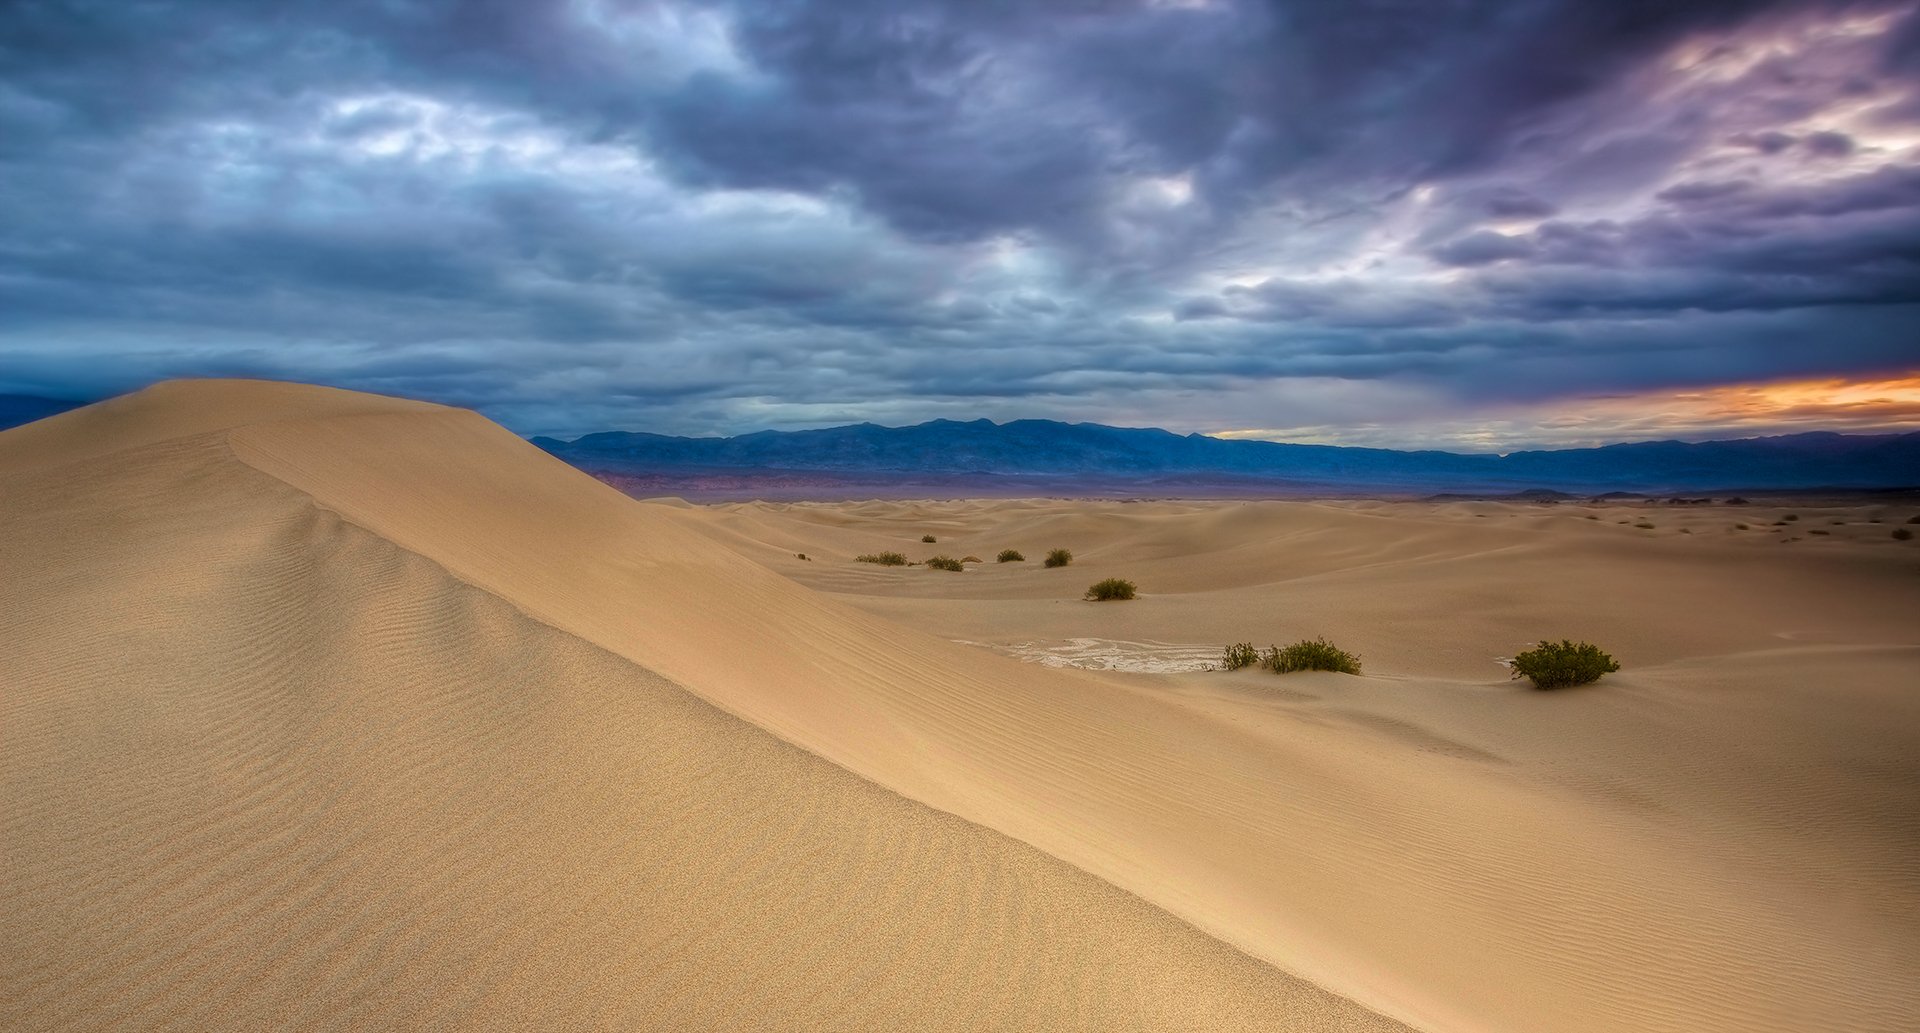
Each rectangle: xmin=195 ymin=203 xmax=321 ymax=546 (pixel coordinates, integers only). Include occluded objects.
xmin=997 ymin=549 xmax=1025 ymax=562
xmin=1263 ymin=638 xmax=1362 ymax=675
xmin=922 ymin=534 xmax=938 ymax=543
xmin=796 ymin=553 xmax=810 ymax=561
xmin=1895 ymin=528 xmax=1915 ymax=541
xmin=1044 ymin=548 xmax=1073 ymax=568
xmin=856 ymin=551 xmax=908 ymax=566
xmin=1220 ymin=642 xmax=1261 ymax=671
xmin=925 ymin=555 xmax=965 ymax=571
xmin=1084 ymin=577 xmax=1137 ymax=601
xmin=1509 ymin=640 xmax=1619 ymax=689
xmin=1908 ymin=514 xmax=1920 ymax=524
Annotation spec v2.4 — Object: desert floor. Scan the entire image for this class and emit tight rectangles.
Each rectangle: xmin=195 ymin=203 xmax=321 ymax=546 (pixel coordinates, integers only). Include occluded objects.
xmin=4 ymin=380 xmax=1917 ymax=1033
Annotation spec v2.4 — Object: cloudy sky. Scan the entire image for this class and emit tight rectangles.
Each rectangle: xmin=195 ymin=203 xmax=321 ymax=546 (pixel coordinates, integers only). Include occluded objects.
xmin=3 ymin=0 xmax=1918 ymax=449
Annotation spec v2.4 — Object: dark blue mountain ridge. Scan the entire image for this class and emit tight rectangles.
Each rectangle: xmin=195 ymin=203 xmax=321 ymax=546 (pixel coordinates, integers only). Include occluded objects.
xmin=533 ymin=419 xmax=1920 ymax=493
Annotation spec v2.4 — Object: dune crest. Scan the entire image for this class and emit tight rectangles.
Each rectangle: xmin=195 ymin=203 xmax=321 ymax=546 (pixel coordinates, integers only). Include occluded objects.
xmin=6 ymin=380 xmax=1918 ymax=1033
xmin=0 ymin=380 xmax=1405 ymax=1031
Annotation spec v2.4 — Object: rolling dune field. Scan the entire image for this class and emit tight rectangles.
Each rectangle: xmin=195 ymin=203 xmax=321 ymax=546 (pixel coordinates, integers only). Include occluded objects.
xmin=4 ymin=380 xmax=1917 ymax=1033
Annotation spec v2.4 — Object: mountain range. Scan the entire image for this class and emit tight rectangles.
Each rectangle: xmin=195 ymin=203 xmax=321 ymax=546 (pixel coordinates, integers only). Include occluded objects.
xmin=533 ymin=419 xmax=1920 ymax=494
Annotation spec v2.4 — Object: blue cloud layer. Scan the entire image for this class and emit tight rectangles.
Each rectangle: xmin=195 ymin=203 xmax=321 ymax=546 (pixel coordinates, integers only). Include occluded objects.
xmin=2 ymin=0 xmax=1917 ymax=445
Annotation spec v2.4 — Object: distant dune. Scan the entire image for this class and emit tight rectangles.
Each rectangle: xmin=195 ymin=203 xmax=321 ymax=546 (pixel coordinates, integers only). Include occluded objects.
xmin=4 ymin=380 xmax=1918 ymax=1033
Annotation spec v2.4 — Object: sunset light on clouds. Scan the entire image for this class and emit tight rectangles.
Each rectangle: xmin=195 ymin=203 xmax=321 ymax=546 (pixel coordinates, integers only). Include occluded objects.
xmin=1214 ymin=372 xmax=1920 ymax=451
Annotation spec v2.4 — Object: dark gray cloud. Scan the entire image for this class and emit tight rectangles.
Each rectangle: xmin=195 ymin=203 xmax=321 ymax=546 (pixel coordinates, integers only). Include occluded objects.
xmin=2 ymin=0 xmax=1918 ymax=447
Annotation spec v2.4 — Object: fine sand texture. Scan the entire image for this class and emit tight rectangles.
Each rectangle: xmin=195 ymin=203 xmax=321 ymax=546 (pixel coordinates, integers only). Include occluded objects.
xmin=651 ymin=495 xmax=1920 ymax=1033
xmin=1 ymin=381 xmax=1407 ymax=1032
xmin=5 ymin=380 xmax=1918 ymax=1033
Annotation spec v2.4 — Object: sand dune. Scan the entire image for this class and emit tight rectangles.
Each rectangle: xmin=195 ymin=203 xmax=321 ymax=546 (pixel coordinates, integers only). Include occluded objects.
xmin=5 ymin=380 xmax=1917 ymax=1032
xmin=1 ymin=381 xmax=1402 ymax=1031
xmin=653 ymin=497 xmax=1920 ymax=1033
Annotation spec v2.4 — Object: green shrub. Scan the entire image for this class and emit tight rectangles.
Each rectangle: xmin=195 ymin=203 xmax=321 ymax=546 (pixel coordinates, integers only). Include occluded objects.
xmin=1510 ymin=640 xmax=1619 ymax=689
xmin=1263 ymin=638 xmax=1361 ymax=675
xmin=1221 ymin=643 xmax=1260 ymax=671
xmin=1043 ymin=548 xmax=1073 ymax=568
xmin=1895 ymin=528 xmax=1915 ymax=541
xmin=922 ymin=534 xmax=938 ymax=543
xmin=856 ymin=551 xmax=908 ymax=566
xmin=925 ymin=555 xmax=965 ymax=571
xmin=997 ymin=549 xmax=1025 ymax=562
xmin=1084 ymin=577 xmax=1137 ymax=601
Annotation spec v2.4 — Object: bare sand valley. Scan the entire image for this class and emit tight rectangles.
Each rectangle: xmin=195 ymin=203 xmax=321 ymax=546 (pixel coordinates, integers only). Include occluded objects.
xmin=5 ymin=380 xmax=1918 ymax=1032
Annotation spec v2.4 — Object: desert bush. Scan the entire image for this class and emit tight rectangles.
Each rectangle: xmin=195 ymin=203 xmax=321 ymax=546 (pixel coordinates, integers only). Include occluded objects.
xmin=1084 ymin=577 xmax=1137 ymax=601
xmin=1734 ymin=523 xmax=1749 ymax=530
xmin=856 ymin=551 xmax=908 ymax=566
xmin=1044 ymin=548 xmax=1073 ymax=568
xmin=922 ymin=534 xmax=938 ymax=543
xmin=925 ymin=555 xmax=965 ymax=571
xmin=1221 ymin=642 xmax=1260 ymax=671
xmin=1634 ymin=521 xmax=1655 ymax=529
xmin=1895 ymin=528 xmax=1915 ymax=541
xmin=1783 ymin=514 xmax=1799 ymax=522
xmin=796 ymin=553 xmax=809 ymax=561
xmin=1263 ymin=638 xmax=1362 ymax=675
xmin=997 ymin=549 xmax=1025 ymax=562
xmin=1908 ymin=515 xmax=1920 ymax=524
xmin=1509 ymin=640 xmax=1619 ymax=689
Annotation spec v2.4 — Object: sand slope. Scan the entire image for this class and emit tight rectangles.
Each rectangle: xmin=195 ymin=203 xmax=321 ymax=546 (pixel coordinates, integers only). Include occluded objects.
xmin=1 ymin=382 xmax=1403 ymax=1031
xmin=650 ymin=497 xmax=1920 ymax=1033
xmin=6 ymin=380 xmax=1918 ymax=1033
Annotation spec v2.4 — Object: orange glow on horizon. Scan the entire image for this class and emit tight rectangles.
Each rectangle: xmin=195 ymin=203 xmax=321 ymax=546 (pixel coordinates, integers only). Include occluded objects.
xmin=1209 ymin=371 xmax=1920 ymax=451
xmin=1595 ymin=372 xmax=1920 ymax=431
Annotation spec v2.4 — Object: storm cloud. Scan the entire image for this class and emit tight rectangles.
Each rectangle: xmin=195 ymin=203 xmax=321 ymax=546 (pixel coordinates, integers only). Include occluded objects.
xmin=2 ymin=0 xmax=1917 ymax=446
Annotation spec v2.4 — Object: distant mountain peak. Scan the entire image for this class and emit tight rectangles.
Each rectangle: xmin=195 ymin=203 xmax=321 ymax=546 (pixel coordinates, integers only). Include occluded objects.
xmin=534 ymin=418 xmax=1920 ymax=493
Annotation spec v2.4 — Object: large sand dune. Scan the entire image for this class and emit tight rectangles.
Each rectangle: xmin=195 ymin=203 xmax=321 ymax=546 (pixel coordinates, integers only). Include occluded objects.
xmin=5 ymin=379 xmax=1917 ymax=1032
xmin=1 ymin=381 xmax=1401 ymax=1031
